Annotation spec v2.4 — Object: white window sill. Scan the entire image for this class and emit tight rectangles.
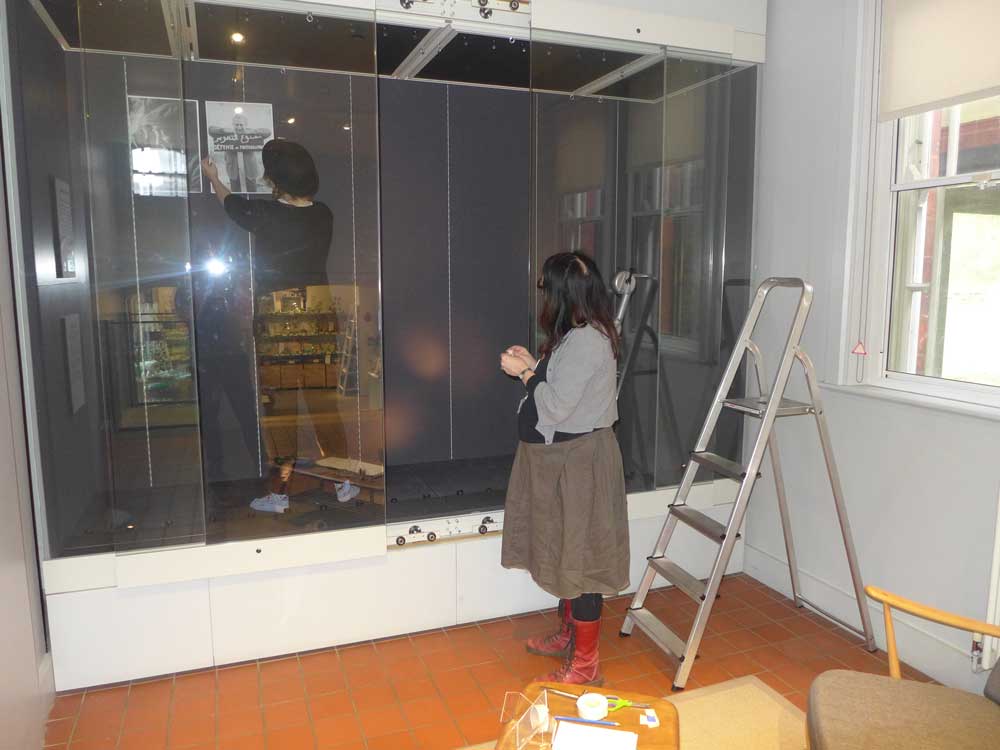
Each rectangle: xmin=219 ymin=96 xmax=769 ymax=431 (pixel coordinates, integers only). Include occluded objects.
xmin=821 ymin=382 xmax=1000 ymax=423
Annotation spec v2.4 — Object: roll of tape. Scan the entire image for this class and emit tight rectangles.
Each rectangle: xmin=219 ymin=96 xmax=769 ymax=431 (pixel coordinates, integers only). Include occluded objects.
xmin=576 ymin=692 xmax=609 ymax=721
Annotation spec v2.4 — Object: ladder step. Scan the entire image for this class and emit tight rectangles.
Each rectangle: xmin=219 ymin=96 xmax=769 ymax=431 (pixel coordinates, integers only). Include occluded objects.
xmin=647 ymin=556 xmax=707 ymax=602
xmin=690 ymin=451 xmax=749 ymax=480
xmin=625 ymin=607 xmax=687 ymax=658
xmin=670 ymin=504 xmax=739 ymax=542
xmin=723 ymin=396 xmax=814 ymax=418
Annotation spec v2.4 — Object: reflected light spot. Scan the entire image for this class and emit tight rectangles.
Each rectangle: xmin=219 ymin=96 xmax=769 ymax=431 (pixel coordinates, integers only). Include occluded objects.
xmin=234 ymin=106 xmax=244 ymax=115
xmin=184 ymin=262 xmax=192 ymax=272
xmin=287 ymin=117 xmax=296 ymax=124
xmin=206 ymin=258 xmax=228 ymax=276
xmin=342 ymin=123 xmax=351 ymax=131
xmin=230 ymin=32 xmax=245 ymax=44
xmin=403 ymin=332 xmax=448 ymax=379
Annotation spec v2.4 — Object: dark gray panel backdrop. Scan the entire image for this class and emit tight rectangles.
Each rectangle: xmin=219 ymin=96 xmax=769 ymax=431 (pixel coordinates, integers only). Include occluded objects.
xmin=448 ymin=85 xmax=529 ymax=461
xmin=379 ymin=79 xmax=529 ymax=467
xmin=379 ymin=80 xmax=451 ymax=466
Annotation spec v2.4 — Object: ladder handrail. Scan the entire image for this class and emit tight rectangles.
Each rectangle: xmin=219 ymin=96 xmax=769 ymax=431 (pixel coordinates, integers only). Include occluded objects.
xmin=689 ymin=278 xmax=812 ymax=454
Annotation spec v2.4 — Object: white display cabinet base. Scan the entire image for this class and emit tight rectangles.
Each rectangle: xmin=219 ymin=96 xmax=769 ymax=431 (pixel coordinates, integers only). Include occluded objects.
xmin=45 ymin=483 xmax=743 ymax=690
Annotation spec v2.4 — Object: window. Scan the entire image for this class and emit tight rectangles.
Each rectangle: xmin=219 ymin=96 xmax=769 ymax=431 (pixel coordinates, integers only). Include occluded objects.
xmin=886 ymin=94 xmax=1000 ymax=389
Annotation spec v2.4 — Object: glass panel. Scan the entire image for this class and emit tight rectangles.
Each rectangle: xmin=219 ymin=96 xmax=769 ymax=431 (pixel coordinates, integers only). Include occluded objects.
xmin=896 ymin=93 xmax=1000 ymax=181
xmin=656 ymin=63 xmax=755 ymax=486
xmin=187 ymin=2 xmax=384 ymax=543
xmin=376 ymin=12 xmax=531 ymax=525
xmin=531 ymin=33 xmax=667 ymax=492
xmin=6 ymin=0 xmax=202 ymax=556
xmin=888 ymin=184 xmax=1000 ymax=387
xmin=6 ymin=0 xmax=384 ymax=558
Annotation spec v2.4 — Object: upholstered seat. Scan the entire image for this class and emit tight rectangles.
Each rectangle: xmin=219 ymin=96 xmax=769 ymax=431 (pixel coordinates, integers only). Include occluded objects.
xmin=808 ymin=586 xmax=1000 ymax=749
xmin=808 ymin=669 xmax=1000 ymax=749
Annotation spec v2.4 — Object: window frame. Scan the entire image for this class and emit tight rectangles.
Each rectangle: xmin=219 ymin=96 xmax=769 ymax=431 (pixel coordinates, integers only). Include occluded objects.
xmin=839 ymin=0 xmax=1000 ymax=416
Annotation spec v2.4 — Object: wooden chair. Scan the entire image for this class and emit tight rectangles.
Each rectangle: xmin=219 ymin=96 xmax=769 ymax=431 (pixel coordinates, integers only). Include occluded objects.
xmin=807 ymin=585 xmax=1000 ymax=749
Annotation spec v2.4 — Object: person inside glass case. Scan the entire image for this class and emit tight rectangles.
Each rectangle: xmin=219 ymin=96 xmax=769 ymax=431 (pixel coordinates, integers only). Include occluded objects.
xmin=202 ymin=140 xmax=359 ymax=514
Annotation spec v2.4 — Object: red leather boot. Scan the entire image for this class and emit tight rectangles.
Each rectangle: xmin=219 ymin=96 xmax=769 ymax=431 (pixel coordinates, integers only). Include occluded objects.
xmin=525 ymin=599 xmax=573 ymax=658
xmin=538 ymin=615 xmax=603 ymax=686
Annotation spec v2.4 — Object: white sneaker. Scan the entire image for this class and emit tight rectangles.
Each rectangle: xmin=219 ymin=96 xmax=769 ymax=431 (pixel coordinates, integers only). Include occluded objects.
xmin=250 ymin=493 xmax=289 ymax=513
xmin=336 ymin=481 xmax=361 ymax=503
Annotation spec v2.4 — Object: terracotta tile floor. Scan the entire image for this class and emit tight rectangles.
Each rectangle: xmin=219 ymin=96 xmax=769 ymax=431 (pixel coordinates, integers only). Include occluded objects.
xmin=43 ymin=573 xmax=930 ymax=749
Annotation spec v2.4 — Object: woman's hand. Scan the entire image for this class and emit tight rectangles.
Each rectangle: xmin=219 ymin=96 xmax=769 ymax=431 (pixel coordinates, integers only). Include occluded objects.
xmin=202 ymin=157 xmax=219 ymax=181
xmin=500 ymin=351 xmax=535 ymax=378
xmin=505 ymin=345 xmax=534 ymax=362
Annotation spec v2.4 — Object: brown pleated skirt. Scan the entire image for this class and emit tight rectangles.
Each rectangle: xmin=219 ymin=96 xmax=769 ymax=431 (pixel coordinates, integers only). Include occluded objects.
xmin=500 ymin=427 xmax=630 ymax=600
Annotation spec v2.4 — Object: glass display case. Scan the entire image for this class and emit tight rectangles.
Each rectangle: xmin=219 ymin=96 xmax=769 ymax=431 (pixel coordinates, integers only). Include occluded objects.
xmin=6 ymin=0 xmax=756 ymax=562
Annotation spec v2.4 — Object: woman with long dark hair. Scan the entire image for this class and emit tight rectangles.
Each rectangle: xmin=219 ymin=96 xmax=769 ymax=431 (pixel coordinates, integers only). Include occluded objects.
xmin=499 ymin=251 xmax=629 ymax=686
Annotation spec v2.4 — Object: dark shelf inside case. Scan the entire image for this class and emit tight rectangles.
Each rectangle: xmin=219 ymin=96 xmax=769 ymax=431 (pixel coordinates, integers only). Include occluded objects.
xmin=387 ymin=489 xmax=503 ymax=523
xmin=386 ymin=454 xmax=512 ymax=522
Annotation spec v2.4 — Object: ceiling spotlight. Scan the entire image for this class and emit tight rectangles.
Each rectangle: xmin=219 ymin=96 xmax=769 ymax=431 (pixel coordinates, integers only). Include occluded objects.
xmin=234 ymin=106 xmax=244 ymax=114
xmin=230 ymin=31 xmax=245 ymax=44
xmin=286 ymin=117 xmax=296 ymax=124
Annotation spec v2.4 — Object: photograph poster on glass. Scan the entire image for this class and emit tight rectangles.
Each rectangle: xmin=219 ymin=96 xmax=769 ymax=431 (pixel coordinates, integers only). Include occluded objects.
xmin=127 ymin=95 xmax=202 ymax=197
xmin=205 ymin=101 xmax=274 ymax=194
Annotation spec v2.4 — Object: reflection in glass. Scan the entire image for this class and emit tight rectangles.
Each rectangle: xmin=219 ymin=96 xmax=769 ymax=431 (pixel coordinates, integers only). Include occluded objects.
xmin=531 ymin=36 xmax=663 ymax=491
xmin=655 ymin=65 xmax=756 ymax=487
xmin=185 ymin=7 xmax=385 ymax=544
xmin=8 ymin=0 xmax=757 ymax=558
xmin=6 ymin=0 xmax=385 ymax=556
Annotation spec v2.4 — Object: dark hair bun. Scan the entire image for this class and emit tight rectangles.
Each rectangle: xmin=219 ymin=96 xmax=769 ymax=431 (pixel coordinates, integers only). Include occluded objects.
xmin=262 ymin=139 xmax=320 ymax=198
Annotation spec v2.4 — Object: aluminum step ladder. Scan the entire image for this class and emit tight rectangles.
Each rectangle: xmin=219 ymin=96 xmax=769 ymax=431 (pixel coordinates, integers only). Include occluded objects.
xmin=336 ymin=316 xmax=358 ymax=395
xmin=619 ymin=277 xmax=877 ymax=690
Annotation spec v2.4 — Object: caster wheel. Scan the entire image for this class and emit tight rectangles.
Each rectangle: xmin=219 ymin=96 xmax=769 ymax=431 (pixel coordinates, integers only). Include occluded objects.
xmin=456 ymin=489 xmax=464 ymax=496
xmin=396 ymin=536 xmax=406 ymax=546
xmin=478 ymin=0 xmax=488 ymax=5
xmin=400 ymin=0 xmax=413 ymax=9
xmin=422 ymin=493 xmax=431 ymax=499
xmin=316 ymin=520 xmax=328 ymax=531
xmin=426 ymin=532 xmax=437 ymax=542
xmin=390 ymin=497 xmax=398 ymax=503
xmin=510 ymin=0 xmax=519 ymax=9
xmin=618 ymin=631 xmax=631 ymax=638
xmin=319 ymin=504 xmax=328 ymax=511
xmin=479 ymin=7 xmax=492 ymax=19
xmin=478 ymin=524 xmax=488 ymax=535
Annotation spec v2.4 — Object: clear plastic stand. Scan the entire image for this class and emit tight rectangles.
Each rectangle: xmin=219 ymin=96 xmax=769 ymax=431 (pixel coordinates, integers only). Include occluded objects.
xmin=500 ymin=689 xmax=553 ymax=749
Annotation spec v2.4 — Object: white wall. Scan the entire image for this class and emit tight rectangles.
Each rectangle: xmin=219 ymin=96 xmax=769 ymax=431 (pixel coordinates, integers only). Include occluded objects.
xmin=748 ymin=0 xmax=1000 ymax=693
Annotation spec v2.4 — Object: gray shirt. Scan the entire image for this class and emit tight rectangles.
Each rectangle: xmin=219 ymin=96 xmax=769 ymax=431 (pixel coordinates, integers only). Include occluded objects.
xmin=530 ymin=325 xmax=618 ymax=445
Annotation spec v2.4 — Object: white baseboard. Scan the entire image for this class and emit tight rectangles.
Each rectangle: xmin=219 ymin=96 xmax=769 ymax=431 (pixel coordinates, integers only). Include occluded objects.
xmin=743 ymin=544 xmax=990 ymax=693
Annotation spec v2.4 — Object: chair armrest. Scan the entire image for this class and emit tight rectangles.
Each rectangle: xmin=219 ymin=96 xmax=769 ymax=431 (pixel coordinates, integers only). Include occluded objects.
xmin=866 ymin=585 xmax=1000 ymax=679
